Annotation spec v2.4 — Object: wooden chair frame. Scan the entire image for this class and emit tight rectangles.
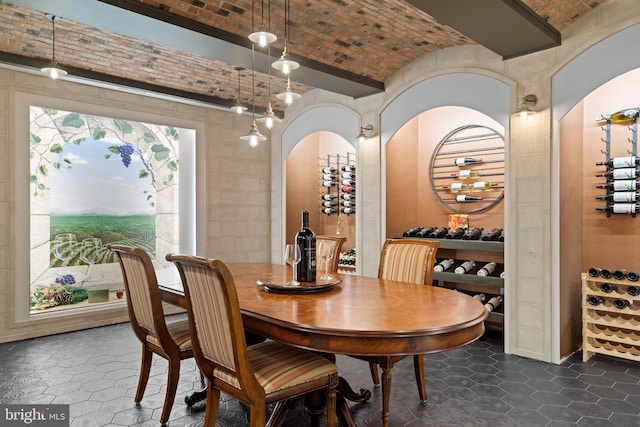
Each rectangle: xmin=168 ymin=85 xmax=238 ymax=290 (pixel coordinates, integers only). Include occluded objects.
xmin=109 ymin=245 xmax=193 ymax=425
xmin=166 ymin=253 xmax=338 ymax=427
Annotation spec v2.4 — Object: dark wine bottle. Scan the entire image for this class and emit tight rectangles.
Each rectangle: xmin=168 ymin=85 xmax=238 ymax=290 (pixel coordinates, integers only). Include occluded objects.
xmin=600 ymin=283 xmax=615 ymax=293
xmin=428 ymin=227 xmax=449 ymax=238
xmin=403 ymin=226 xmax=423 ymax=237
xmin=341 ymin=165 xmax=356 ymax=172
xmin=434 ymin=258 xmax=454 ymax=272
xmin=342 ymin=185 xmax=354 ymax=193
xmin=295 ymin=210 xmax=316 ymax=282
xmin=477 ymin=262 xmax=497 ymax=277
xmin=482 ymin=228 xmax=502 ymax=241
xmin=613 ymin=270 xmax=627 ymax=280
xmin=322 ymin=173 xmax=336 ymax=181
xmin=628 ymin=272 xmax=640 ymax=282
xmin=455 ymin=157 xmax=483 ymax=166
xmin=322 ymin=180 xmax=337 ymax=187
xmin=322 ymin=201 xmax=337 ymax=208
xmin=456 ymin=195 xmax=483 ymax=202
xmin=321 ymin=194 xmax=336 ymax=201
xmin=342 ymin=179 xmax=356 ymax=186
xmin=587 ymin=295 xmax=604 ymax=306
xmin=454 ymin=260 xmax=475 ymax=274
xmin=341 ymin=193 xmax=354 ymax=201
xmin=341 ymin=207 xmax=355 ymax=214
xmin=322 ymin=207 xmax=336 ymax=214
xmin=415 ymin=226 xmax=436 ymax=238
xmin=595 ymin=156 xmax=640 ymax=168
xmin=341 ymin=200 xmax=355 ymax=207
xmin=627 ymin=286 xmax=640 ymax=296
xmin=342 ymin=172 xmax=355 ymax=180
xmin=596 ymin=168 xmax=638 ymax=179
xmin=484 ymin=296 xmax=503 ymax=312
xmin=588 ymin=267 xmax=600 ymax=277
xmin=445 ymin=228 xmax=465 ymax=239
xmin=322 ymin=167 xmax=337 ymax=174
xmin=600 ymin=269 xmax=612 ymax=279
xmin=596 ymin=192 xmax=639 ymax=202
xmin=472 ymin=293 xmax=486 ymax=302
xmin=462 ymin=228 xmax=483 ymax=240
xmin=613 ymin=299 xmax=631 ymax=309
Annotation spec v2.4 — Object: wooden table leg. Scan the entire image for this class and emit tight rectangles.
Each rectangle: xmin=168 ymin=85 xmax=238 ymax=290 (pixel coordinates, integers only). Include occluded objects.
xmin=379 ymin=357 xmax=394 ymax=427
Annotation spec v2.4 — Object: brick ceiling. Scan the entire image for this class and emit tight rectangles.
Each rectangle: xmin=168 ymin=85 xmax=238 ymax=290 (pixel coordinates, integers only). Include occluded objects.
xmin=0 ymin=0 xmax=605 ymax=116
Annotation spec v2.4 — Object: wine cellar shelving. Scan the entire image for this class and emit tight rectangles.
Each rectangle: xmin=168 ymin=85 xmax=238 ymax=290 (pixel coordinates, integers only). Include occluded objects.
xmin=319 ymin=153 xmax=356 ymax=217
xmin=594 ymin=108 xmax=639 ymax=217
xmin=428 ymin=125 xmax=505 ymax=214
xmin=582 ymin=272 xmax=640 ymax=362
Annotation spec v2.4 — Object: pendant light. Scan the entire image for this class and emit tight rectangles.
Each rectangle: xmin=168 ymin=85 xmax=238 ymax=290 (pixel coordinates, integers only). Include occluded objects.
xmin=230 ymin=67 xmax=248 ymax=114
xmin=257 ymin=46 xmax=281 ymax=129
xmin=240 ymin=45 xmax=267 ymax=148
xmin=275 ymin=76 xmax=301 ymax=105
xmin=271 ymin=0 xmax=299 ymax=76
xmin=40 ymin=14 xmax=67 ymax=80
xmin=248 ymin=0 xmax=277 ymax=48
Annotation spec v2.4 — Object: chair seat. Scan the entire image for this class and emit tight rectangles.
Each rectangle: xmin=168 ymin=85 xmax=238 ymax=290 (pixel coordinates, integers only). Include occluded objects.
xmin=146 ymin=318 xmax=192 ymax=350
xmin=214 ymin=340 xmax=337 ymax=394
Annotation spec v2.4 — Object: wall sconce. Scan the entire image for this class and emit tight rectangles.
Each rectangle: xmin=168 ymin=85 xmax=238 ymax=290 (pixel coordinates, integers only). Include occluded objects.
xmin=40 ymin=14 xmax=67 ymax=80
xmin=517 ymin=94 xmax=537 ymax=120
xmin=356 ymin=124 xmax=374 ymax=143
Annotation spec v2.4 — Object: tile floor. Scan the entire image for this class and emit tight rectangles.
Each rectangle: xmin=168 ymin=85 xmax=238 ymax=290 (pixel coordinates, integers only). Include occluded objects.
xmin=1 ymin=318 xmax=640 ymax=426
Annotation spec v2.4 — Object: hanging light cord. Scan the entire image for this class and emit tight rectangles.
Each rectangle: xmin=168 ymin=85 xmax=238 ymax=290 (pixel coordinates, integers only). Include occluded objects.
xmin=51 ymin=15 xmax=58 ymax=63
xmin=251 ymin=44 xmax=256 ymax=120
xmin=285 ymin=0 xmax=290 ymax=52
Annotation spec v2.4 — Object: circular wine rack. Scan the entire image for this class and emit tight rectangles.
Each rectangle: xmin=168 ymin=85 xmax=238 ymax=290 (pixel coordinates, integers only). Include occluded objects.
xmin=429 ymin=124 xmax=505 ymax=214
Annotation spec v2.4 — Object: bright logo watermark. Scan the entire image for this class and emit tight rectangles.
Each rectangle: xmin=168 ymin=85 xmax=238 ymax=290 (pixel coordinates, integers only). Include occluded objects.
xmin=1 ymin=405 xmax=69 ymax=426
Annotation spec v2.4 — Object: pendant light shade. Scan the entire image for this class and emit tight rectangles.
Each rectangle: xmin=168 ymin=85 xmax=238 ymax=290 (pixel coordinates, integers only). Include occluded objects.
xmin=230 ymin=66 xmax=248 ymax=114
xmin=240 ymin=44 xmax=267 ymax=147
xmin=271 ymin=0 xmax=299 ymax=76
xmin=275 ymin=77 xmax=301 ymax=105
xmin=248 ymin=0 xmax=277 ymax=48
xmin=257 ymin=103 xmax=281 ymax=129
xmin=40 ymin=14 xmax=67 ymax=79
xmin=240 ymin=121 xmax=267 ymax=147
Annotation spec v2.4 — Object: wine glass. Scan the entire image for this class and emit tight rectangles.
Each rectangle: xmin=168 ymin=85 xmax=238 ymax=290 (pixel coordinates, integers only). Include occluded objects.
xmin=81 ymin=238 xmax=103 ymax=280
xmin=53 ymin=233 xmax=76 ymax=267
xmin=317 ymin=241 xmax=334 ymax=281
xmin=284 ymin=244 xmax=301 ymax=286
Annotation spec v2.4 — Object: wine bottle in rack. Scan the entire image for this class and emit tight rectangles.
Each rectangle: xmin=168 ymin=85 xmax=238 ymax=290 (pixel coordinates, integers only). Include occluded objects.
xmin=342 ymin=179 xmax=356 ymax=186
xmin=628 ymin=272 xmax=640 ymax=282
xmin=484 ymin=296 xmax=503 ymax=312
xmin=613 ymin=299 xmax=631 ymax=309
xmin=596 ymin=168 xmax=638 ymax=179
xmin=499 ymin=231 xmax=505 ymax=242
xmin=600 ymin=268 xmax=613 ymax=279
xmin=445 ymin=228 xmax=465 ymax=239
xmin=587 ymin=295 xmax=604 ymax=306
xmin=341 ymin=200 xmax=355 ymax=207
xmin=322 ymin=201 xmax=337 ymax=208
xmin=471 ymin=181 xmax=499 ymax=190
xmin=341 ymin=207 xmax=355 ymax=215
xmin=403 ymin=226 xmax=423 ymax=237
xmin=456 ymin=195 xmax=483 ymax=202
xmin=462 ymin=228 xmax=483 ymax=240
xmin=455 ymin=157 xmax=483 ymax=166
xmin=454 ymin=260 xmax=475 ymax=274
xmin=596 ymin=204 xmax=640 ymax=214
xmin=341 ymin=164 xmax=356 ymax=172
xmin=451 ymin=169 xmax=480 ymax=179
xmin=323 ymin=180 xmax=337 ymax=187
xmin=477 ymin=262 xmax=497 ymax=277
xmin=322 ymin=167 xmax=337 ymax=174
xmin=473 ymin=293 xmax=486 ymax=302
xmin=342 ymin=172 xmax=355 ymax=180
xmin=295 ymin=210 xmax=316 ymax=282
xmin=321 ymin=194 xmax=336 ymax=201
xmin=588 ymin=267 xmax=600 ymax=277
xmin=601 ymin=108 xmax=640 ymax=123
xmin=482 ymin=228 xmax=502 ymax=241
xmin=342 ymin=185 xmax=354 ymax=193
xmin=434 ymin=259 xmax=454 ymax=272
xmin=596 ymin=180 xmax=640 ymax=191
xmin=428 ymin=227 xmax=449 ymax=238
xmin=595 ymin=156 xmax=640 ymax=168
xmin=415 ymin=227 xmax=435 ymax=238
xmin=596 ymin=192 xmax=639 ymax=202
xmin=600 ymin=283 xmax=615 ymax=293
xmin=447 ymin=182 xmax=467 ymax=191
xmin=341 ymin=193 xmax=354 ymax=201
xmin=613 ymin=270 xmax=627 ymax=280
xmin=322 ymin=173 xmax=336 ymax=181
xmin=499 ymin=271 xmax=506 ymax=279
xmin=627 ymin=286 xmax=640 ymax=296
xmin=322 ymin=207 xmax=337 ymax=214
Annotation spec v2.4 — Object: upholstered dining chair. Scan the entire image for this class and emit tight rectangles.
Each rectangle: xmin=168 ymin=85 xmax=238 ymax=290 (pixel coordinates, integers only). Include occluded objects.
xmin=315 ymin=235 xmax=346 ymax=273
xmin=165 ymin=253 xmax=339 ymax=427
xmin=109 ymin=245 xmax=193 ymax=426
xmin=350 ymin=238 xmax=440 ymax=402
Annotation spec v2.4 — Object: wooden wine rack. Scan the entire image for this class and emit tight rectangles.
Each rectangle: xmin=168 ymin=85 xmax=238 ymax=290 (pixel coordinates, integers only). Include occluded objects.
xmin=582 ymin=272 xmax=640 ymax=362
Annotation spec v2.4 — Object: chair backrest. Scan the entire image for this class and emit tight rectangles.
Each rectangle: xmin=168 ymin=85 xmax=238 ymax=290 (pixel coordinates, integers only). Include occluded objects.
xmin=165 ymin=254 xmax=258 ymax=391
xmin=377 ymin=239 xmax=440 ymax=285
xmin=109 ymin=245 xmax=173 ymax=346
xmin=315 ymin=235 xmax=347 ymax=273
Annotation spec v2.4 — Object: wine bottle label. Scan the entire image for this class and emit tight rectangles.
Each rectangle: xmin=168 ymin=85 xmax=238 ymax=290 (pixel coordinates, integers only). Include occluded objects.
xmin=322 ymin=167 xmax=336 ymax=174
xmin=322 ymin=173 xmax=335 ymax=180
xmin=450 ymin=182 xmax=464 ymax=190
xmin=613 ymin=180 xmax=637 ymax=191
xmin=613 ymin=192 xmax=638 ymax=202
xmin=459 ymin=170 xmax=472 ymax=178
xmin=342 ymin=173 xmax=354 ymax=179
xmin=612 ymin=157 xmax=637 ymax=168
xmin=612 ymin=203 xmax=637 ymax=214
xmin=456 ymin=195 xmax=483 ymax=202
xmin=322 ymin=208 xmax=335 ymax=214
xmin=322 ymin=201 xmax=336 ymax=207
xmin=342 ymin=194 xmax=353 ymax=200
xmin=472 ymin=181 xmax=488 ymax=189
xmin=323 ymin=181 xmax=335 ymax=187
xmin=342 ymin=208 xmax=355 ymax=214
xmin=342 ymin=165 xmax=355 ymax=172
xmin=342 ymin=201 xmax=354 ymax=207
xmin=321 ymin=194 xmax=336 ymax=200
xmin=342 ymin=179 xmax=355 ymax=185
xmin=612 ymin=168 xmax=637 ymax=179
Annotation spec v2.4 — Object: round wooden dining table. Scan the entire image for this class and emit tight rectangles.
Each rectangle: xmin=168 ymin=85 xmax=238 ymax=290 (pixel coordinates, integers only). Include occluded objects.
xmin=158 ymin=262 xmax=488 ymax=427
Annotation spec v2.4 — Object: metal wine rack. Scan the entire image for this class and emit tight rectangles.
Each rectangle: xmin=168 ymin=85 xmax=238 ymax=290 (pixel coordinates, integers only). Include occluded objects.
xmin=319 ymin=152 xmax=356 ymax=216
xmin=595 ymin=111 xmax=639 ymax=217
xmin=429 ymin=125 xmax=505 ymax=214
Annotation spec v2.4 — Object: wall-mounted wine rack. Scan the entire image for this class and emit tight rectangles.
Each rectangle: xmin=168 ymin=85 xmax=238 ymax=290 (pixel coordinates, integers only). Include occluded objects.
xmin=319 ymin=153 xmax=356 ymax=216
xmin=428 ymin=125 xmax=505 ymax=214
xmin=595 ymin=109 xmax=639 ymax=217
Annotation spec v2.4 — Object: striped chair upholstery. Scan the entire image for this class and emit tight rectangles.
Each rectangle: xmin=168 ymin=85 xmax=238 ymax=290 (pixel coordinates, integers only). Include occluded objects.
xmin=166 ymin=254 xmax=338 ymax=427
xmin=109 ymin=245 xmax=194 ymax=426
xmin=349 ymin=238 xmax=439 ymax=411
